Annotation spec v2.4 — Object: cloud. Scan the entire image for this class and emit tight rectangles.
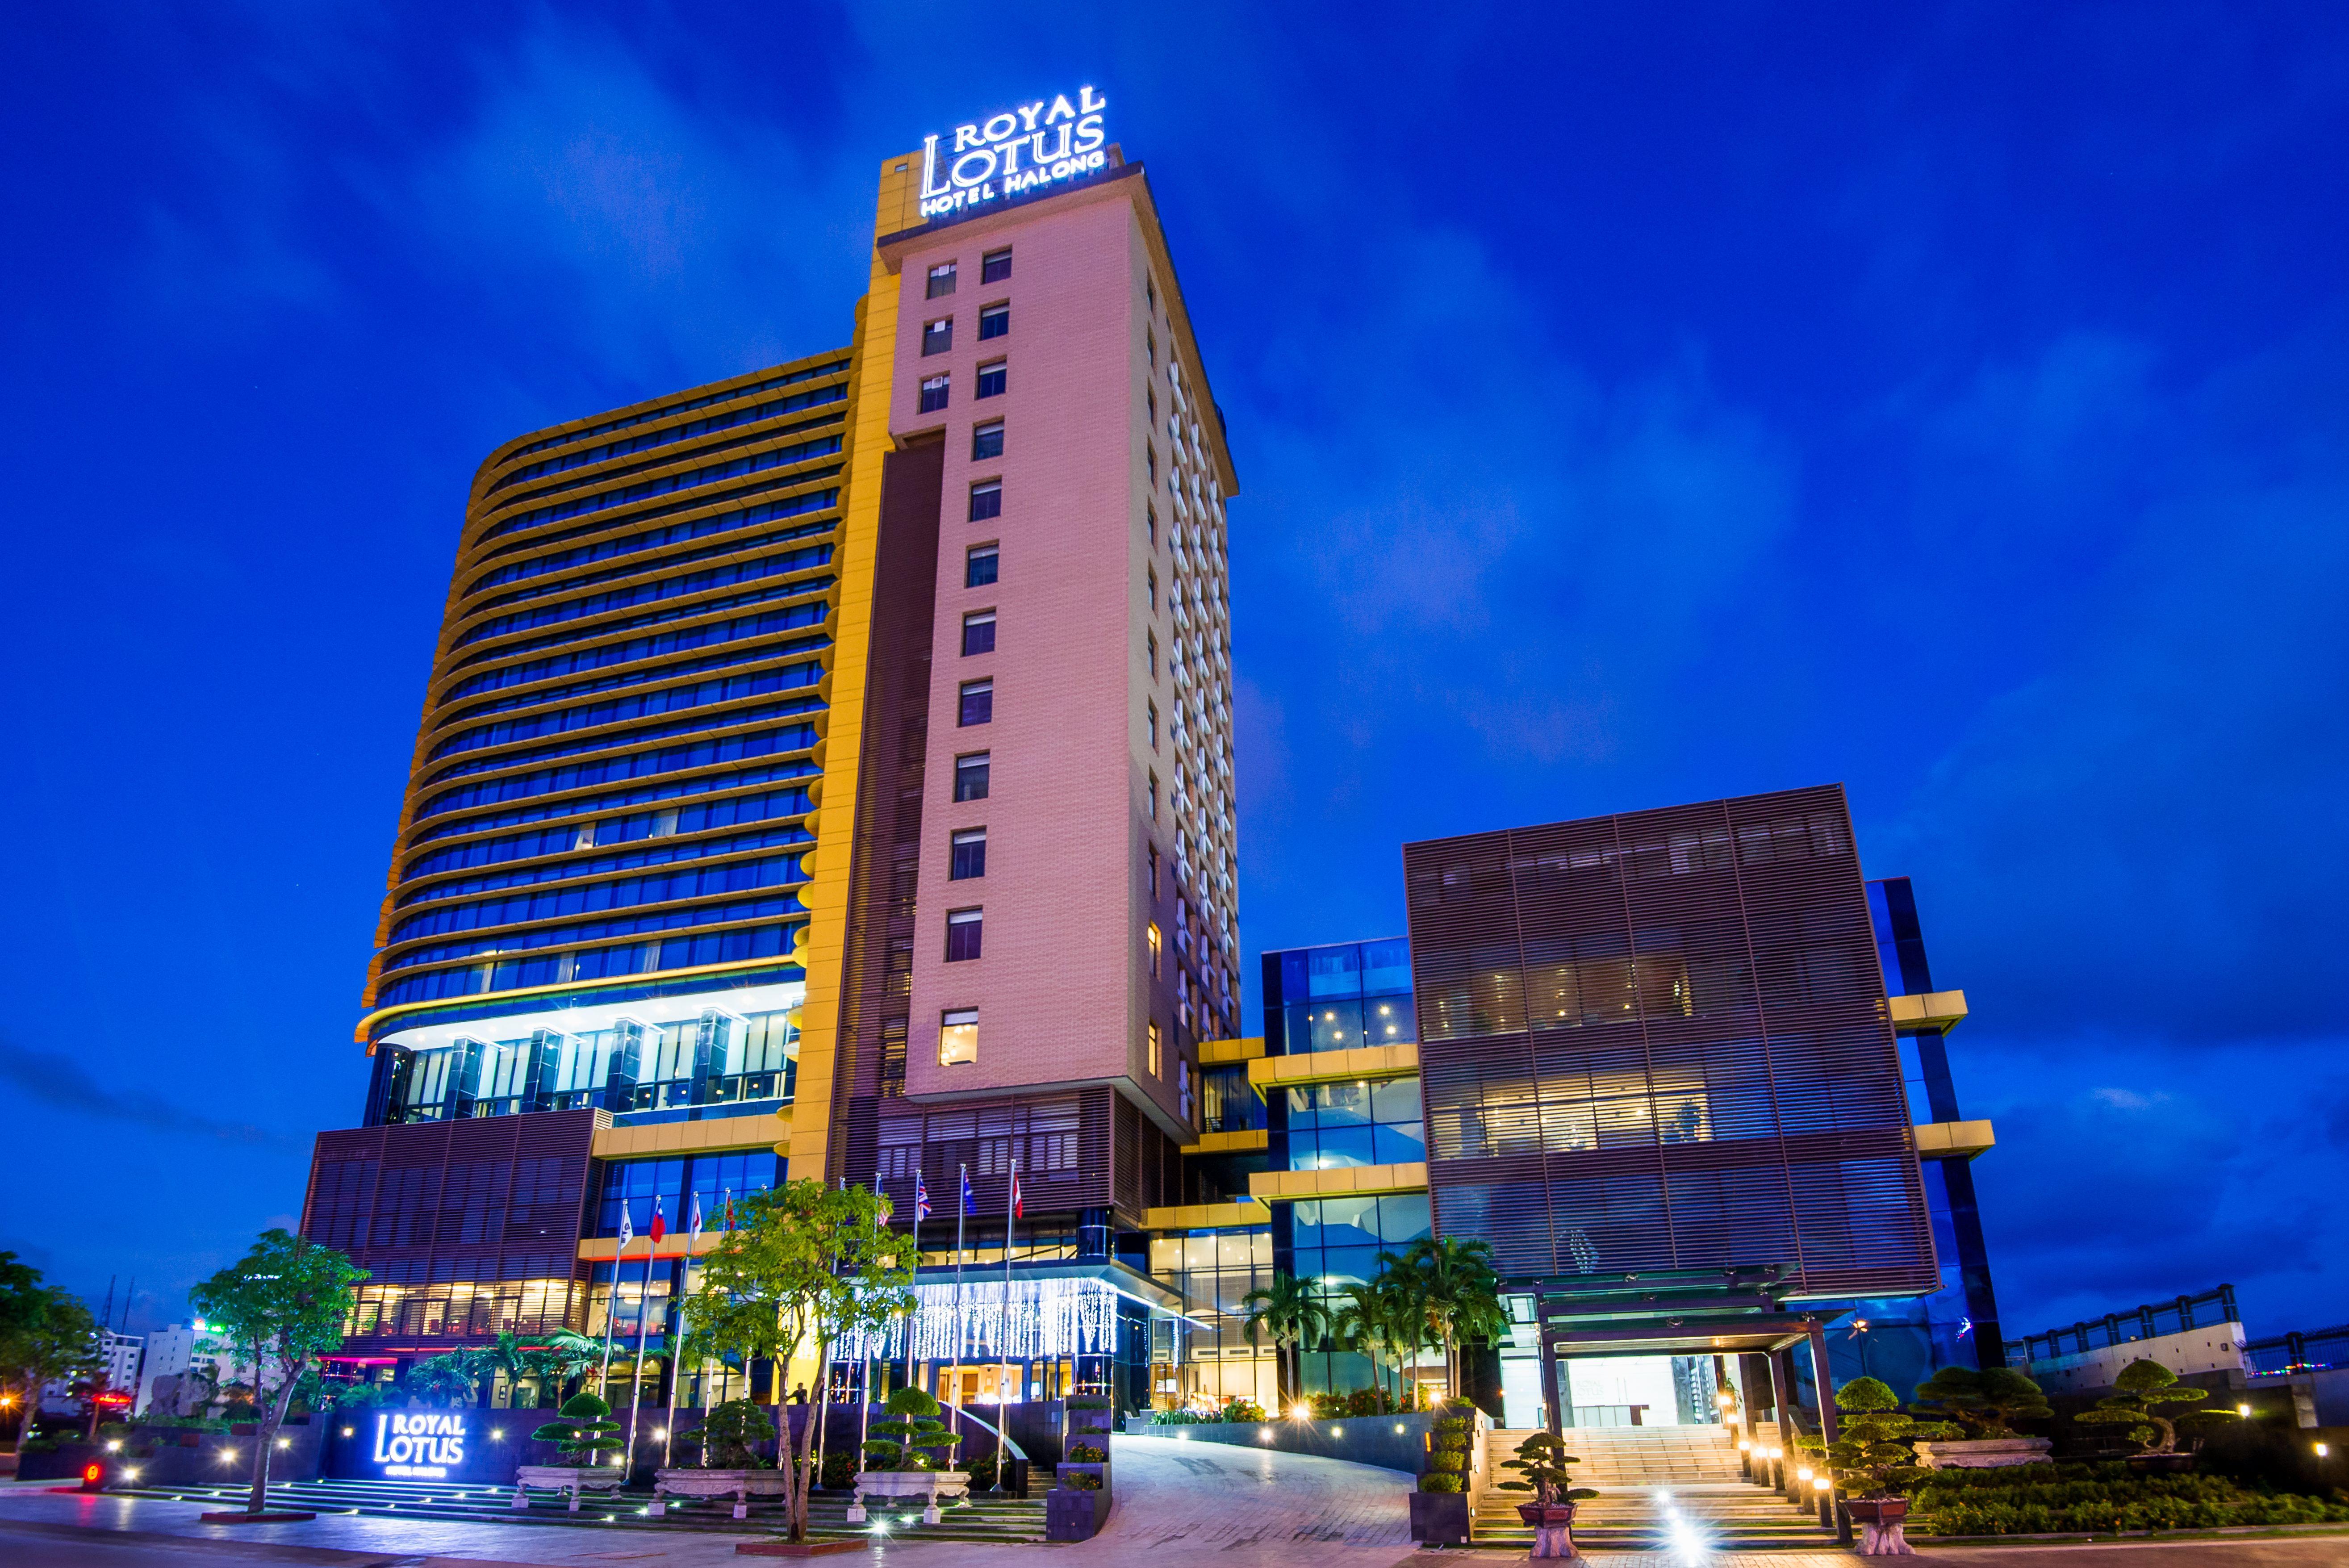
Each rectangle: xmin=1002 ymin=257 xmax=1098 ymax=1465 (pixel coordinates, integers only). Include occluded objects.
xmin=0 ymin=1038 xmax=291 ymax=1149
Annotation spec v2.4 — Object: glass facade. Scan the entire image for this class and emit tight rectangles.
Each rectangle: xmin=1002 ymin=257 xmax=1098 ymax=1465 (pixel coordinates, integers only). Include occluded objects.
xmin=1281 ymin=1078 xmax=1425 ymax=1169
xmin=1146 ymin=1228 xmax=1277 ymax=1408
xmin=1268 ymin=937 xmax=1415 ymax=1055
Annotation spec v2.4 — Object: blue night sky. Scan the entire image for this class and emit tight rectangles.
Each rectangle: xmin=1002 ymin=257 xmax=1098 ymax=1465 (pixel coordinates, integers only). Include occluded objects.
xmin=4 ymin=4 xmax=2345 ymax=1345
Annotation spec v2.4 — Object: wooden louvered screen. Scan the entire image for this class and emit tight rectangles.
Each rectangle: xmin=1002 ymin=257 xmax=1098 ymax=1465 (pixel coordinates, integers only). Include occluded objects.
xmin=1404 ymin=784 xmax=1937 ymax=1297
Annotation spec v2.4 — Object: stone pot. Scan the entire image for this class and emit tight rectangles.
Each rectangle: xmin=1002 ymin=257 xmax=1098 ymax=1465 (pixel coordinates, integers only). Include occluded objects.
xmin=1913 ymin=1437 xmax=2054 ymax=1470
xmin=848 ymin=1467 xmax=969 ymax=1525
xmin=2126 ymin=1452 xmax=2196 ymax=1475
xmin=1845 ymin=1497 xmax=1913 ymax=1557
xmin=511 ymin=1463 xmax=626 ymax=1514
xmin=650 ymin=1465 xmax=792 ymax=1520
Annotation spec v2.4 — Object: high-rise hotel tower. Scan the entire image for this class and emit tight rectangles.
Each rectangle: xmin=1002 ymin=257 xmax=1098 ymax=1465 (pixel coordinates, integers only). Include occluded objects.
xmin=300 ymin=93 xmax=1246 ymax=1407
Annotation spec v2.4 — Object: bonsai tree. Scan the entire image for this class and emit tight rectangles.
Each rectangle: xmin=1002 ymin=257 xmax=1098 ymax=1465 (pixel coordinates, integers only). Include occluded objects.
xmin=2071 ymin=1358 xmax=2212 ymax=1455
xmin=864 ymin=1385 xmax=957 ymax=1472
xmin=691 ymin=1179 xmax=915 ymax=1543
xmin=189 ymin=1229 xmax=368 ymax=1518
xmin=1820 ymin=1376 xmax=1960 ymax=1498
xmin=1910 ymin=1365 xmax=2052 ymax=1437
xmin=531 ymin=1391 xmax=624 ymax=1466
xmin=1496 ymin=1430 xmax=1598 ymax=1508
xmin=674 ymin=1397 xmax=771 ymax=1469
xmin=1238 ymin=1274 xmax=1329 ymax=1411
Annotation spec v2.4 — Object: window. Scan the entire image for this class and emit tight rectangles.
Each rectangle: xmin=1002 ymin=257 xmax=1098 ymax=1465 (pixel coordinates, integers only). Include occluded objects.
xmin=981 ymin=247 xmax=1012 ymax=284
xmin=1148 ymin=844 xmax=1160 ymax=897
xmin=1148 ymin=922 xmax=1162 ymax=978
xmin=939 ymin=1009 xmax=978 ymax=1066
xmin=954 ymin=753 xmax=990 ymax=801
xmin=971 ymin=419 xmax=1004 ymax=460
xmin=946 ymin=909 xmax=983 ymax=962
xmin=1148 ymin=389 xmax=1157 ymax=425
xmin=1148 ymin=1021 xmax=1162 ymax=1075
xmin=1147 ymin=770 xmax=1159 ymax=821
xmin=950 ymin=828 xmax=987 ymax=881
xmin=1147 ymin=329 xmax=1157 ymax=368
xmin=977 ymin=360 xmax=1007 ymax=398
xmin=958 ymin=679 xmax=993 ymax=726
xmin=969 ymin=480 xmax=1001 ymax=521
xmin=1147 ymin=504 xmax=1157 ymax=548
xmin=1146 ymin=700 xmax=1158 ymax=751
xmin=978 ymin=303 xmax=1010 ymax=340
xmin=923 ymin=318 xmax=953 ymax=356
xmin=1146 ymin=276 xmax=1157 ymax=315
xmin=1146 ymin=445 xmax=1157 ymax=488
xmin=1147 ymin=566 xmax=1158 ymax=611
xmin=966 ymin=544 xmax=999 ymax=587
xmin=961 ymin=610 xmax=996 ymax=656
xmin=919 ymin=375 xmax=949 ymax=414
xmin=926 ymin=262 xmax=958 ymax=299
xmin=1147 ymin=631 xmax=1158 ymax=678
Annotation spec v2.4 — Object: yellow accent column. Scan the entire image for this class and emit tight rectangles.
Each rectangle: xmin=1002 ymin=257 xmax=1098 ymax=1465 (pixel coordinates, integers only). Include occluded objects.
xmin=779 ymin=155 xmax=918 ymax=1182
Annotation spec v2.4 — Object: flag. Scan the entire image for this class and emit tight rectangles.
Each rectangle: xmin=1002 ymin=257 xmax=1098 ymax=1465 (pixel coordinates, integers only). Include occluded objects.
xmin=1010 ymin=1165 xmax=1023 ymax=1220
xmin=915 ymin=1168 xmax=932 ymax=1221
xmin=650 ymin=1195 xmax=667 ymax=1246
xmin=619 ymin=1205 xmax=634 ymax=1249
xmin=689 ymin=1190 xmax=704 ymax=1244
xmin=961 ymin=1167 xmax=974 ymax=1216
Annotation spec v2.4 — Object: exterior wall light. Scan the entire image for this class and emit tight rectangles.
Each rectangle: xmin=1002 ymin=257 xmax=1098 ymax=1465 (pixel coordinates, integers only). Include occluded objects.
xmin=2238 ymin=1403 xmax=2252 ymax=1417
xmin=1330 ymin=1426 xmax=1343 ymax=1437
xmin=2319 ymin=1443 xmax=2331 ymax=1458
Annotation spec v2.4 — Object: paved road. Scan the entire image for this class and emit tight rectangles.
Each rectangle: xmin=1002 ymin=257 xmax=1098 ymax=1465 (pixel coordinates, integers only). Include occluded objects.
xmin=8 ymin=1444 xmax=2349 ymax=1566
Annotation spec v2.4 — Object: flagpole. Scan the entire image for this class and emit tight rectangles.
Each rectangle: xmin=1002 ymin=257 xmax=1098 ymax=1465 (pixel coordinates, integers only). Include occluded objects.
xmin=625 ymin=1199 xmax=663 ymax=1474
xmin=664 ymin=1191 xmax=702 ymax=1471
xmin=999 ymin=1157 xmax=1017 ymax=1420
xmin=905 ymin=1168 xmax=924 ymax=1399
xmin=952 ymin=1163 xmax=968 ymax=1465
xmin=598 ymin=1206 xmax=631 ymax=1422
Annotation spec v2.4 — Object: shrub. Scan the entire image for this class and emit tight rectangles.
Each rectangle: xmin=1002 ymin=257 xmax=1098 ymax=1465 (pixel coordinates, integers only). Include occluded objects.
xmin=1066 ymin=1443 xmax=1107 ymax=1463
xmin=819 ymin=1447 xmax=857 ymax=1489
xmin=963 ymin=1447 xmax=999 ymax=1489
xmin=1904 ymin=1459 xmax=2349 ymax=1536
xmin=1062 ymin=1471 xmax=1103 ymax=1490
xmin=1419 ymin=1472 xmax=1463 ymax=1493
xmin=531 ymin=1392 xmax=623 ymax=1466
xmin=674 ymin=1397 xmax=771 ymax=1469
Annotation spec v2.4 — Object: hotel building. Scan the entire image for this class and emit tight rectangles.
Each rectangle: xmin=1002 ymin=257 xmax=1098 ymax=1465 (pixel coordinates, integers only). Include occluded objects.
xmin=300 ymin=94 xmax=1243 ymax=1408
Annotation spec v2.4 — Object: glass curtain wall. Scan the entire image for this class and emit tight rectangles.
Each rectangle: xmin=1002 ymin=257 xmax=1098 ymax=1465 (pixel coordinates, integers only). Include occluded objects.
xmin=1146 ymin=1228 xmax=1276 ymax=1409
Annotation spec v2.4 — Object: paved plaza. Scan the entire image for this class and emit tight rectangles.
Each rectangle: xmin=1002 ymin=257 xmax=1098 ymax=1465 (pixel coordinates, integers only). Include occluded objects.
xmin=4 ymin=1436 xmax=2349 ymax=1567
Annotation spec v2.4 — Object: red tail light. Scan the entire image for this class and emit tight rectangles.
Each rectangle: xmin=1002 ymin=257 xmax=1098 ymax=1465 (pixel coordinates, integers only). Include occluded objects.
xmin=83 ymin=1463 xmax=103 ymax=1484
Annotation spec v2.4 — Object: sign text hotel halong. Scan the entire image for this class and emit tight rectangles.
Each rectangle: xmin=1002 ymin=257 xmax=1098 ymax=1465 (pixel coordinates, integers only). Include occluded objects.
xmin=920 ymin=87 xmax=1108 ymax=220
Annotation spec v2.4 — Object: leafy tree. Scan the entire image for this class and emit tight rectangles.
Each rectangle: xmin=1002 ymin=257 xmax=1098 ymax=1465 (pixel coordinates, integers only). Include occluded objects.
xmin=525 ymin=1329 xmax=603 ymax=1406
xmin=2072 ymin=1358 xmax=2218 ymax=1455
xmin=1911 ymin=1365 xmax=2052 ymax=1438
xmin=864 ymin=1385 xmax=957 ymax=1472
xmin=403 ymin=1351 xmax=479 ymax=1408
xmin=1496 ymin=1430 xmax=1599 ymax=1508
xmin=1238 ymin=1273 xmax=1329 ymax=1410
xmin=1385 ymin=1236 xmax=1507 ymax=1402
xmin=676 ymin=1397 xmax=772 ymax=1469
xmin=0 ymin=1254 xmax=100 ymax=1448
xmin=1818 ymin=1376 xmax=1960 ymax=1498
xmin=189 ymin=1229 xmax=368 ymax=1517
xmin=532 ymin=1390 xmax=623 ymax=1465
xmin=689 ymin=1179 xmax=915 ymax=1542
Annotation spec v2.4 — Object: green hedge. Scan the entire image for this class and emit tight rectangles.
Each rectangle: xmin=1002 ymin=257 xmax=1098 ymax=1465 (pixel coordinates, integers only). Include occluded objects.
xmin=1909 ymin=1461 xmax=2349 ymax=1536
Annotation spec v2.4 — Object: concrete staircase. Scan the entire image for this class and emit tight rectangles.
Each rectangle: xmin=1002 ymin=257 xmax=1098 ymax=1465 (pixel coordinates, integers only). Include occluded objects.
xmin=1473 ymin=1426 xmax=1838 ymax=1551
xmin=109 ymin=1475 xmax=1050 ymax=1543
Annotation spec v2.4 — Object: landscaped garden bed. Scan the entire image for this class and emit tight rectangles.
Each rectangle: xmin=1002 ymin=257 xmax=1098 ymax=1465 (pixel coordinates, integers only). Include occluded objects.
xmin=1906 ymin=1462 xmax=2349 ymax=1536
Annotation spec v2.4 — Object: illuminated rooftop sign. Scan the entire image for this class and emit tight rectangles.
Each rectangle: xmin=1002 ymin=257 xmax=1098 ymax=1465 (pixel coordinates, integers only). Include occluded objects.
xmin=920 ymin=88 xmax=1108 ymax=222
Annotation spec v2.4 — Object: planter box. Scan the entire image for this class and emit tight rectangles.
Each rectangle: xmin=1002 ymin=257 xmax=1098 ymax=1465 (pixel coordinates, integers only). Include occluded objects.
xmin=1846 ymin=1497 xmax=1913 ymax=1557
xmin=512 ymin=1463 xmax=627 ymax=1513
xmin=2126 ymin=1452 xmax=2196 ymax=1475
xmin=1046 ymin=1485 xmax=1110 ymax=1540
xmin=848 ymin=1468 xmax=968 ymax=1525
xmin=652 ymin=1466 xmax=791 ymax=1520
xmin=1913 ymin=1437 xmax=2054 ymax=1470
xmin=1409 ymin=1490 xmax=1471 ymax=1546
xmin=1055 ymin=1460 xmax=1108 ymax=1489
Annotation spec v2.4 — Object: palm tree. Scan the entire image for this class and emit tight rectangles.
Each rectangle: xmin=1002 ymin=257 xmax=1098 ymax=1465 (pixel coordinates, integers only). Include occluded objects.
xmin=526 ymin=1330 xmax=602 ymax=1406
xmin=1239 ymin=1274 xmax=1330 ymax=1412
xmin=1387 ymin=1237 xmax=1505 ymax=1402
xmin=1333 ymin=1278 xmax=1413 ymax=1412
